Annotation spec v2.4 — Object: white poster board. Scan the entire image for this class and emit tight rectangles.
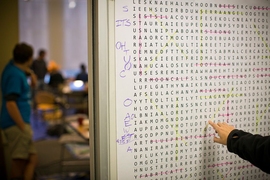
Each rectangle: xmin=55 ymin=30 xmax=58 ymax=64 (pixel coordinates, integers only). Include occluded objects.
xmin=114 ymin=0 xmax=270 ymax=179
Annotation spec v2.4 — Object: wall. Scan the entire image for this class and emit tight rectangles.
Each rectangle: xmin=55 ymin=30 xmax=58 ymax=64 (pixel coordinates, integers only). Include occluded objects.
xmin=0 ymin=1 xmax=19 ymax=73
xmin=0 ymin=1 xmax=19 ymax=179
xmin=19 ymin=0 xmax=88 ymax=78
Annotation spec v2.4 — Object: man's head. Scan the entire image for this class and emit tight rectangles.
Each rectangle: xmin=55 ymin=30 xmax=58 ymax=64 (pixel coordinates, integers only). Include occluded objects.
xmin=80 ymin=64 xmax=86 ymax=72
xmin=38 ymin=49 xmax=46 ymax=59
xmin=13 ymin=43 xmax=33 ymax=66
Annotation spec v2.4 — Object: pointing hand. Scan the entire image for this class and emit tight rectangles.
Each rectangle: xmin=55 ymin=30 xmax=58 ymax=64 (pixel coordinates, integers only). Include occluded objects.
xmin=208 ymin=120 xmax=235 ymax=145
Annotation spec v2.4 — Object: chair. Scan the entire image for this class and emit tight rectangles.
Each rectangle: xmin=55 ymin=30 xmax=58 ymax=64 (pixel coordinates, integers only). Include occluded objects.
xmin=62 ymin=91 xmax=88 ymax=115
xmin=34 ymin=91 xmax=63 ymax=122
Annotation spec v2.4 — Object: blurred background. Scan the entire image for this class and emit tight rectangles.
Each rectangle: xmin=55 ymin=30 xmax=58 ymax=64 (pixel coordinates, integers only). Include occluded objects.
xmin=0 ymin=0 xmax=91 ymax=179
xmin=19 ymin=0 xmax=88 ymax=79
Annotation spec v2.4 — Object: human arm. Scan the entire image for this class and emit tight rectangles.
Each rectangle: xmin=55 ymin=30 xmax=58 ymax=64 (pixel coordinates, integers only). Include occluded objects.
xmin=25 ymin=68 xmax=37 ymax=88
xmin=208 ymin=120 xmax=235 ymax=145
xmin=208 ymin=120 xmax=270 ymax=174
xmin=3 ymin=72 xmax=28 ymax=132
xmin=227 ymin=129 xmax=270 ymax=174
xmin=6 ymin=100 xmax=25 ymax=131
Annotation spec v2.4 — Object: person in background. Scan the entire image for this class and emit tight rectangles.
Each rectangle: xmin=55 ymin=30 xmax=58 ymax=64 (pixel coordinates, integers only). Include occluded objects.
xmin=0 ymin=43 xmax=38 ymax=180
xmin=31 ymin=49 xmax=47 ymax=90
xmin=208 ymin=120 xmax=270 ymax=174
xmin=76 ymin=63 xmax=88 ymax=82
xmin=47 ymin=61 xmax=65 ymax=93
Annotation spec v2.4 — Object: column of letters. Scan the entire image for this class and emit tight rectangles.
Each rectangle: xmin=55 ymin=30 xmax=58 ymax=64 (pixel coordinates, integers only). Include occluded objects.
xmin=116 ymin=1 xmax=270 ymax=179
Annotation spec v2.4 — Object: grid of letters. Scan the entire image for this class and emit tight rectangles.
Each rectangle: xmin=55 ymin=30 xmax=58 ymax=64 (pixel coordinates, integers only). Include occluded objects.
xmin=115 ymin=0 xmax=270 ymax=179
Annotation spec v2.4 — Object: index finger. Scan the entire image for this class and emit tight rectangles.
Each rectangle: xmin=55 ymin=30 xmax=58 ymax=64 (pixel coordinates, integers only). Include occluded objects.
xmin=208 ymin=120 xmax=219 ymax=131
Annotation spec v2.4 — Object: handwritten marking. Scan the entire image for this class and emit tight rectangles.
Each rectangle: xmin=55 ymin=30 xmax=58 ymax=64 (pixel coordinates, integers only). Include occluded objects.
xmin=138 ymin=14 xmax=142 ymax=74
xmin=149 ymin=77 xmax=189 ymax=82
xmin=138 ymin=168 xmax=183 ymax=178
xmin=204 ymin=30 xmax=232 ymax=34
xmin=256 ymin=103 xmax=270 ymax=132
xmin=254 ymin=24 xmax=270 ymax=53
xmin=196 ymin=63 xmax=231 ymax=67
xmin=208 ymin=162 xmax=233 ymax=168
xmin=219 ymin=4 xmax=236 ymax=9
xmin=150 ymin=133 xmax=215 ymax=143
xmin=253 ymin=6 xmax=270 ymax=10
xmin=203 ymin=88 xmax=234 ymax=133
xmin=200 ymin=88 xmax=226 ymax=93
xmin=200 ymin=93 xmax=242 ymax=100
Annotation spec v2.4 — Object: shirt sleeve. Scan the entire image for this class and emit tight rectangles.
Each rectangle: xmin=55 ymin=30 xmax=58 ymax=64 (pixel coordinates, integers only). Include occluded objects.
xmin=4 ymin=93 xmax=19 ymax=101
xmin=227 ymin=129 xmax=270 ymax=174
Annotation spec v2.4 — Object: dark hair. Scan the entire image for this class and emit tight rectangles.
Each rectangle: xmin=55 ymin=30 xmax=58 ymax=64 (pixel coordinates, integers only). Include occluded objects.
xmin=13 ymin=43 xmax=33 ymax=64
xmin=80 ymin=64 xmax=86 ymax=71
xmin=39 ymin=49 xmax=46 ymax=56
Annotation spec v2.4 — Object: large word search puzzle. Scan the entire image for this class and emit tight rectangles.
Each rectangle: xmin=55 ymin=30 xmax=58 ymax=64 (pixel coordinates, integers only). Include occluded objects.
xmin=115 ymin=0 xmax=270 ymax=179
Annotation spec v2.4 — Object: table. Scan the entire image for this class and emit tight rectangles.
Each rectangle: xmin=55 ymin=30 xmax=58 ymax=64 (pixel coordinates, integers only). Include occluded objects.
xmin=69 ymin=119 xmax=89 ymax=140
xmin=61 ymin=89 xmax=88 ymax=115
xmin=59 ymin=118 xmax=90 ymax=168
